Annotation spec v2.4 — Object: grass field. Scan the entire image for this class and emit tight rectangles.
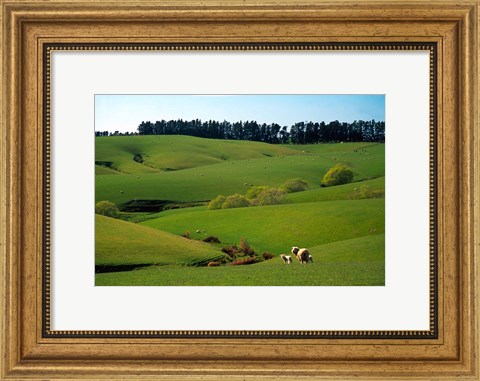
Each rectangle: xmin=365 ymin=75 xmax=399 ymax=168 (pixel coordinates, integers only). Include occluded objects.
xmin=95 ymin=135 xmax=301 ymax=173
xmin=95 ymin=135 xmax=385 ymax=286
xmin=141 ymin=199 xmax=384 ymax=254
xmin=95 ymin=137 xmax=384 ymax=205
xmin=96 ymin=214 xmax=223 ymax=267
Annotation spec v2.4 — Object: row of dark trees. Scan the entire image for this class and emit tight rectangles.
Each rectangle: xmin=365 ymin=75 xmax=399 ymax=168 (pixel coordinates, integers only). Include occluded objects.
xmin=96 ymin=119 xmax=385 ymax=144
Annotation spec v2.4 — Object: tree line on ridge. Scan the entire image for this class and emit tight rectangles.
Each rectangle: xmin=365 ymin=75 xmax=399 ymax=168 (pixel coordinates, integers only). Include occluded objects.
xmin=95 ymin=118 xmax=385 ymax=144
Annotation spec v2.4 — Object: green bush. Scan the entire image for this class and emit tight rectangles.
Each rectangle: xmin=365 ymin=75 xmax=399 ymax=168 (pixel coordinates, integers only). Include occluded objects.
xmin=221 ymin=194 xmax=250 ymax=209
xmin=245 ymin=185 xmax=273 ymax=199
xmin=212 ymin=184 xmax=287 ymax=210
xmin=249 ymin=187 xmax=286 ymax=206
xmin=208 ymin=195 xmax=226 ymax=210
xmin=280 ymin=178 xmax=309 ymax=193
xmin=321 ymin=164 xmax=354 ymax=187
xmin=95 ymin=201 xmax=119 ymax=218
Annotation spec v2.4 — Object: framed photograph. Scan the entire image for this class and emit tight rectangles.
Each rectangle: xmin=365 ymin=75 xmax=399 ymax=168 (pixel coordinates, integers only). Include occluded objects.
xmin=1 ymin=0 xmax=478 ymax=379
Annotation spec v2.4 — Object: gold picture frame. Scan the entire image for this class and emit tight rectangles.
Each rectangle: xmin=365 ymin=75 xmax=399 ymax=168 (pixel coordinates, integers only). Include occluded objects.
xmin=1 ymin=0 xmax=478 ymax=379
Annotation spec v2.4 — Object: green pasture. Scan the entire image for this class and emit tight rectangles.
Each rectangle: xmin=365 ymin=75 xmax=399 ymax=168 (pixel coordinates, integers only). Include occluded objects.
xmin=95 ymin=234 xmax=385 ymax=286
xmin=95 ymin=135 xmax=301 ymax=174
xmin=142 ymin=199 xmax=384 ymax=254
xmin=287 ymin=142 xmax=384 ymax=180
xmin=96 ymin=214 xmax=222 ymax=266
xmin=95 ymin=135 xmax=385 ymax=286
xmin=284 ymin=176 xmax=385 ymax=203
xmin=95 ymin=137 xmax=384 ymax=205
xmin=95 ymin=155 xmax=332 ymax=205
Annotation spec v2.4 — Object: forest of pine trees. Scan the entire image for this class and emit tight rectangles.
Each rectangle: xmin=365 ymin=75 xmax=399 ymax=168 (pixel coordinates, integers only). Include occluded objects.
xmin=95 ymin=118 xmax=385 ymax=144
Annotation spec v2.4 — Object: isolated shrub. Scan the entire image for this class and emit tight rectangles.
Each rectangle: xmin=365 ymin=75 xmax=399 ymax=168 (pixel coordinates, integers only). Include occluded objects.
xmin=350 ymin=185 xmax=385 ymax=200
xmin=240 ymin=238 xmax=255 ymax=257
xmin=280 ymin=178 xmax=309 ymax=193
xmin=222 ymin=194 xmax=250 ymax=209
xmin=249 ymin=187 xmax=286 ymax=206
xmin=208 ymin=195 xmax=226 ymax=210
xmin=95 ymin=201 xmax=119 ymax=218
xmin=203 ymin=236 xmax=221 ymax=243
xmin=262 ymin=252 xmax=275 ymax=260
xmin=321 ymin=164 xmax=354 ymax=187
xmin=229 ymin=257 xmax=258 ymax=266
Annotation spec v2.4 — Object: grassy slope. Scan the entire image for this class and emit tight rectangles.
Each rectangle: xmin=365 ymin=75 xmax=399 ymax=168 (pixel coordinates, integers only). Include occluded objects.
xmin=141 ymin=198 xmax=384 ymax=254
xmin=285 ymin=177 xmax=385 ymax=203
xmin=121 ymin=176 xmax=384 ymax=223
xmin=95 ymin=214 xmax=223 ymax=266
xmin=95 ymin=138 xmax=384 ymax=205
xmin=96 ymin=155 xmax=333 ymax=204
xmin=287 ymin=142 xmax=385 ymax=180
xmin=95 ymin=234 xmax=385 ymax=286
xmin=95 ymin=137 xmax=385 ymax=286
xmin=95 ymin=135 xmax=302 ymax=174
xmin=308 ymin=233 xmax=384 ymax=263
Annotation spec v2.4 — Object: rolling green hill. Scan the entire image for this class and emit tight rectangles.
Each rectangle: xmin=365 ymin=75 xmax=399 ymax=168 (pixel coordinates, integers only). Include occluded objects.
xmin=95 ymin=135 xmax=385 ymax=286
xmin=286 ymin=142 xmax=385 ymax=180
xmin=141 ymin=198 xmax=384 ymax=254
xmin=95 ymin=214 xmax=223 ymax=267
xmin=95 ymin=234 xmax=385 ymax=286
xmin=284 ymin=176 xmax=385 ymax=203
xmin=95 ymin=135 xmax=302 ymax=174
xmin=95 ymin=136 xmax=384 ymax=205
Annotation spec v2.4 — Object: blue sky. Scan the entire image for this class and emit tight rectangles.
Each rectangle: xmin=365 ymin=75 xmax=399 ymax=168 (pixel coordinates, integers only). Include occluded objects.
xmin=95 ymin=94 xmax=385 ymax=133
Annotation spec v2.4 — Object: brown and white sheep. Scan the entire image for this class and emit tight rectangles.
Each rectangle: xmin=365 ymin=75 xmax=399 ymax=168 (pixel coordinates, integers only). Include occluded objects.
xmin=280 ymin=254 xmax=292 ymax=264
xmin=291 ymin=246 xmax=312 ymax=264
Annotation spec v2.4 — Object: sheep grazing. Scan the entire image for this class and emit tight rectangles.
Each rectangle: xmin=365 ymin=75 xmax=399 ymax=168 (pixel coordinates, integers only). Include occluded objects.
xmin=280 ymin=254 xmax=292 ymax=264
xmin=291 ymin=246 xmax=312 ymax=264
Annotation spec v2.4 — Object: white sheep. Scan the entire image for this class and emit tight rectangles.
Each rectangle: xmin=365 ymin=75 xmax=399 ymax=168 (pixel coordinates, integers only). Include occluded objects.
xmin=280 ymin=254 xmax=292 ymax=264
xmin=291 ymin=246 xmax=312 ymax=264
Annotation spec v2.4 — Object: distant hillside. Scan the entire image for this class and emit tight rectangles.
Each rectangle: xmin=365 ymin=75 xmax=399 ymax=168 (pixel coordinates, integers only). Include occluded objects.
xmin=95 ymin=136 xmax=384 ymax=205
xmin=95 ymin=135 xmax=301 ymax=174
